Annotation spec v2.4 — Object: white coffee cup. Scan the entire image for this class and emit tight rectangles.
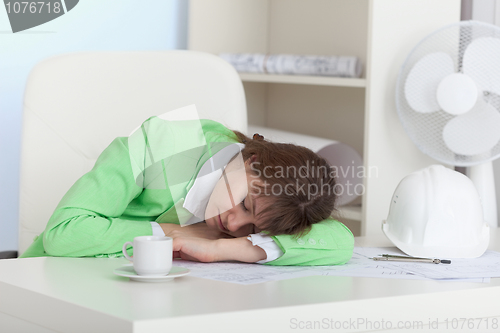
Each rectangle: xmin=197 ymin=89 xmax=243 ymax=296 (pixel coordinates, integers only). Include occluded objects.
xmin=122 ymin=236 xmax=173 ymax=276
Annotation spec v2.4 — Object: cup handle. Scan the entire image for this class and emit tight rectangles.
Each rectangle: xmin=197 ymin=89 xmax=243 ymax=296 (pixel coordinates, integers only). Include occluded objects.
xmin=122 ymin=241 xmax=133 ymax=261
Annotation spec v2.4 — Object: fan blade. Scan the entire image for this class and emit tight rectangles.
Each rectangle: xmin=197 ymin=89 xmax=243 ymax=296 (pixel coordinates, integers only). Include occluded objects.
xmin=463 ymin=37 xmax=500 ymax=95
xmin=443 ymin=101 xmax=500 ymax=156
xmin=405 ymin=52 xmax=454 ymax=113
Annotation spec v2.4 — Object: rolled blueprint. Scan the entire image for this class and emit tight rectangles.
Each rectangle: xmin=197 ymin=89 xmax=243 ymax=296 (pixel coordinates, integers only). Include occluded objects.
xmin=220 ymin=53 xmax=362 ymax=78
xmin=219 ymin=53 xmax=266 ymax=73
xmin=247 ymin=125 xmax=363 ymax=206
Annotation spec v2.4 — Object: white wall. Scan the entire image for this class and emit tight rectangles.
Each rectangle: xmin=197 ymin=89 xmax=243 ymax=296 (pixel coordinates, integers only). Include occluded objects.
xmin=0 ymin=0 xmax=188 ymax=252
xmin=468 ymin=0 xmax=500 ymax=227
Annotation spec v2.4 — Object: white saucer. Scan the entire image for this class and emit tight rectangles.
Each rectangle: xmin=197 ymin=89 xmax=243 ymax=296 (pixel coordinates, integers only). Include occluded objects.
xmin=114 ymin=265 xmax=190 ymax=283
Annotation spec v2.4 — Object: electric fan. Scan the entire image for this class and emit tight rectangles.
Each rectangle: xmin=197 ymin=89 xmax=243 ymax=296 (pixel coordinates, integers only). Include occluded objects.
xmin=396 ymin=20 xmax=500 ymax=228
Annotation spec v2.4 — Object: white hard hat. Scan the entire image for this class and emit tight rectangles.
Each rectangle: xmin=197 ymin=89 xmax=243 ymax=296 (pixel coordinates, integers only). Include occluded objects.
xmin=383 ymin=164 xmax=489 ymax=259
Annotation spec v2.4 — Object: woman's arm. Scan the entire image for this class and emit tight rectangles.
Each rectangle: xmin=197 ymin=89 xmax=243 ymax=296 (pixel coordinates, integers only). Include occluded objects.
xmin=43 ymin=137 xmax=150 ymax=257
xmin=160 ymin=222 xmax=232 ymax=240
xmin=173 ymin=237 xmax=267 ymax=263
xmin=172 ymin=220 xmax=354 ymax=265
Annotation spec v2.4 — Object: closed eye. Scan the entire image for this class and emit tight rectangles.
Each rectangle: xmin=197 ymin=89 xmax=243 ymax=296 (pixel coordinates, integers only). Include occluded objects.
xmin=241 ymin=197 xmax=249 ymax=212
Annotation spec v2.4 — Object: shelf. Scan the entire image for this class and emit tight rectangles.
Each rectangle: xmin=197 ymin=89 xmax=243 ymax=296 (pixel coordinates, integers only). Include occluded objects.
xmin=239 ymin=73 xmax=366 ymax=88
xmin=338 ymin=205 xmax=362 ymax=221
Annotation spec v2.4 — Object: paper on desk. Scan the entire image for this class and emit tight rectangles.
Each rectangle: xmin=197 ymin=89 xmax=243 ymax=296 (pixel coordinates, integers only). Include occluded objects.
xmin=172 ymin=247 xmax=492 ymax=284
xmin=352 ymin=247 xmax=497 ymax=281
xmin=321 ymin=247 xmax=489 ymax=283
xmin=172 ymin=259 xmax=355 ymax=284
xmin=388 ymin=251 xmax=500 ymax=280
xmin=173 ymin=260 xmax=310 ymax=284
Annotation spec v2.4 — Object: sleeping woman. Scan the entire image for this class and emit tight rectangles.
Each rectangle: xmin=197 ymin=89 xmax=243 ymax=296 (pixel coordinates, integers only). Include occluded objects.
xmin=21 ymin=115 xmax=354 ymax=265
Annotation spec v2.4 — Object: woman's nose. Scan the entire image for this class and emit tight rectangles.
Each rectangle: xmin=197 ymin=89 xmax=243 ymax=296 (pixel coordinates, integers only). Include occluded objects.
xmin=226 ymin=211 xmax=240 ymax=232
xmin=226 ymin=209 xmax=247 ymax=232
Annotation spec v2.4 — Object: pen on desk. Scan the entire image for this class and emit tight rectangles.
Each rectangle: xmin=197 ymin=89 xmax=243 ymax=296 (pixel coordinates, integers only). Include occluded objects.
xmin=371 ymin=254 xmax=451 ymax=264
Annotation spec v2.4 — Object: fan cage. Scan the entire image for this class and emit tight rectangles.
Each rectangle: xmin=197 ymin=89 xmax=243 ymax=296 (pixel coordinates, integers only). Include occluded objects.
xmin=396 ymin=20 xmax=500 ymax=167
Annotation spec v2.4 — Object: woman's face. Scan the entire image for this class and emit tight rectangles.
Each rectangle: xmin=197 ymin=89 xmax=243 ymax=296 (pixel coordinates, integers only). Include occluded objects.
xmin=205 ymin=155 xmax=266 ymax=237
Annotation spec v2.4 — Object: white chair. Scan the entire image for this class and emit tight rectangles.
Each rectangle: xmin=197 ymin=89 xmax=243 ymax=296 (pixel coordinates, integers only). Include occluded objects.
xmin=18 ymin=50 xmax=247 ymax=255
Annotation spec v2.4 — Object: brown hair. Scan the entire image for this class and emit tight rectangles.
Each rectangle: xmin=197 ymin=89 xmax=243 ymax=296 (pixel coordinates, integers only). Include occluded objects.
xmin=232 ymin=131 xmax=337 ymax=237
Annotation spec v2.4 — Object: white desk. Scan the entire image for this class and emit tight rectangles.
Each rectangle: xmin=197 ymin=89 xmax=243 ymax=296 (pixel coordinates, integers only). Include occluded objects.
xmin=2 ymin=232 xmax=500 ymax=333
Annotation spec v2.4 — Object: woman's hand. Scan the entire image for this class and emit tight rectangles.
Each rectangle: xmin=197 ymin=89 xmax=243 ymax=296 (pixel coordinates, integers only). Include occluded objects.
xmin=160 ymin=222 xmax=233 ymax=240
xmin=172 ymin=237 xmax=221 ymax=262
xmin=173 ymin=237 xmax=267 ymax=263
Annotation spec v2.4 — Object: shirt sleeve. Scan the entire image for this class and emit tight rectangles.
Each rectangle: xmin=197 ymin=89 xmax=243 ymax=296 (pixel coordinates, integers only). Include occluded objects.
xmin=246 ymin=233 xmax=284 ymax=264
xmin=265 ymin=219 xmax=355 ymax=266
xmin=43 ymin=137 xmax=153 ymax=257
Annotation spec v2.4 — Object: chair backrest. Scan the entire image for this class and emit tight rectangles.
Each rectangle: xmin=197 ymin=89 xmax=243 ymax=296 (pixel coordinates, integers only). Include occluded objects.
xmin=19 ymin=50 xmax=247 ymax=254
